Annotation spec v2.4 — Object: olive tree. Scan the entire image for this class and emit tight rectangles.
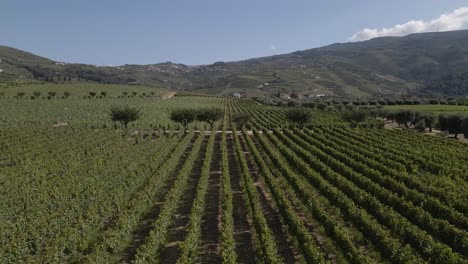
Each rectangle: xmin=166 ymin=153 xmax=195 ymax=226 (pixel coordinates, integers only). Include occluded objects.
xmin=414 ymin=112 xmax=436 ymax=132
xmin=170 ymin=108 xmax=197 ymax=131
xmin=447 ymin=114 xmax=463 ymax=138
xmin=342 ymin=109 xmax=368 ymax=128
xmin=395 ymin=110 xmax=414 ymax=128
xmin=286 ymin=108 xmax=313 ymax=128
xmin=232 ymin=112 xmax=251 ymax=128
xmin=110 ymin=105 xmax=141 ymax=129
xmin=439 ymin=114 xmax=463 ymax=138
xmin=462 ymin=116 xmax=468 ymax=138
xmin=421 ymin=112 xmax=437 ymax=132
xmin=197 ymin=108 xmax=224 ymax=129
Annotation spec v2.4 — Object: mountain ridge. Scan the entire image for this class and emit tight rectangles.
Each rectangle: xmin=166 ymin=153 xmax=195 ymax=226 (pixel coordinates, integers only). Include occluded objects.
xmin=2 ymin=30 xmax=468 ymax=97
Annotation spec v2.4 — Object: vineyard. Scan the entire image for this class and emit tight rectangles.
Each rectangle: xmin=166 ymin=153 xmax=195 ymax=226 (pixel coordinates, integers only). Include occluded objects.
xmin=1 ymin=86 xmax=468 ymax=263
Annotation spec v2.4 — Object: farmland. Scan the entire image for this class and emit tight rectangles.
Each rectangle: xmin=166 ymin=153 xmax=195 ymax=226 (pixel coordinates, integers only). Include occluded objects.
xmin=1 ymin=84 xmax=468 ymax=264
xmin=384 ymin=104 xmax=468 ymax=115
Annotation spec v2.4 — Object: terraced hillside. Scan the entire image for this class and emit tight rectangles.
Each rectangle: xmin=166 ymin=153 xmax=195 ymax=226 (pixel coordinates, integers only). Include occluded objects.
xmin=3 ymin=30 xmax=468 ymax=97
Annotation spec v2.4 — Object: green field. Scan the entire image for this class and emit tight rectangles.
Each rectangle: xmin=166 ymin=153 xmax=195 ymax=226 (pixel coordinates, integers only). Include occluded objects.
xmin=1 ymin=84 xmax=467 ymax=263
xmin=385 ymin=104 xmax=468 ymax=114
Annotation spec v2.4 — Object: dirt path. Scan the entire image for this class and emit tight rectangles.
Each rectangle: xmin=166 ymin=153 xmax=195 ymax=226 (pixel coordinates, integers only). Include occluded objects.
xmin=199 ymin=133 xmax=222 ymax=263
xmin=161 ymin=91 xmax=177 ymax=99
xmin=226 ymin=135 xmax=257 ymax=264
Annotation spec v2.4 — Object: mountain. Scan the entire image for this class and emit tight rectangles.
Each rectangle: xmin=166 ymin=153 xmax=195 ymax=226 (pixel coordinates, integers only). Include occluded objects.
xmin=2 ymin=30 xmax=468 ymax=97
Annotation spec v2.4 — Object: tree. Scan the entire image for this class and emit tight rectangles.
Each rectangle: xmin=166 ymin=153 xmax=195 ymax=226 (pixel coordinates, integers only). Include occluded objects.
xmin=416 ymin=112 xmax=436 ymax=132
xmin=342 ymin=109 xmax=368 ymax=128
xmin=169 ymin=109 xmax=197 ymax=131
xmin=446 ymin=114 xmax=463 ymax=138
xmin=317 ymin=102 xmax=327 ymax=111
xmin=462 ymin=116 xmax=468 ymax=139
xmin=48 ymin=92 xmax=56 ymax=97
xmin=438 ymin=114 xmax=448 ymax=131
xmin=33 ymin=91 xmax=41 ymax=98
xmin=414 ymin=119 xmax=426 ymax=132
xmin=197 ymin=108 xmax=224 ymax=129
xmin=286 ymin=108 xmax=313 ymax=128
xmin=232 ymin=112 xmax=251 ymax=128
xmin=110 ymin=105 xmax=141 ymax=129
xmin=394 ymin=110 xmax=414 ymax=128
xmin=89 ymin=92 xmax=97 ymax=97
xmin=63 ymin=91 xmax=71 ymax=98
xmin=101 ymin=91 xmax=107 ymax=97
xmin=16 ymin=92 xmax=25 ymax=98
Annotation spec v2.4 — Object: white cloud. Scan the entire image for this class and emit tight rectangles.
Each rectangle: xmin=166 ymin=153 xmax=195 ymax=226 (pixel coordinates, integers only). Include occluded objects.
xmin=349 ymin=7 xmax=468 ymax=41
xmin=270 ymin=44 xmax=277 ymax=51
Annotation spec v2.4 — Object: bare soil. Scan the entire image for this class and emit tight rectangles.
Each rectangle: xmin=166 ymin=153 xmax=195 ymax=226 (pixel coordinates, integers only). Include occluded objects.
xmin=238 ymin=134 xmax=298 ymax=263
xmin=158 ymin=136 xmax=208 ymax=263
xmin=199 ymin=133 xmax=222 ymax=263
xmin=161 ymin=91 xmax=177 ymax=99
xmin=120 ymin=135 xmax=198 ymax=263
xmin=226 ymin=135 xmax=257 ymax=264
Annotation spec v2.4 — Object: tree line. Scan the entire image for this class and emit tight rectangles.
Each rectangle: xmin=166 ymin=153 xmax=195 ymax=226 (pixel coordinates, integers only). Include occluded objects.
xmin=382 ymin=110 xmax=468 ymax=138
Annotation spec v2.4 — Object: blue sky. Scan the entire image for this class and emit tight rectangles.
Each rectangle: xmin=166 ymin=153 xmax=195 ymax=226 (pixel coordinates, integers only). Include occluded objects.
xmin=1 ymin=0 xmax=467 ymax=65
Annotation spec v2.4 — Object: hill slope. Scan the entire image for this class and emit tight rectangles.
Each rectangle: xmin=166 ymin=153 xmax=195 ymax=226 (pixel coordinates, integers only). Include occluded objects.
xmin=2 ymin=30 xmax=468 ymax=97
